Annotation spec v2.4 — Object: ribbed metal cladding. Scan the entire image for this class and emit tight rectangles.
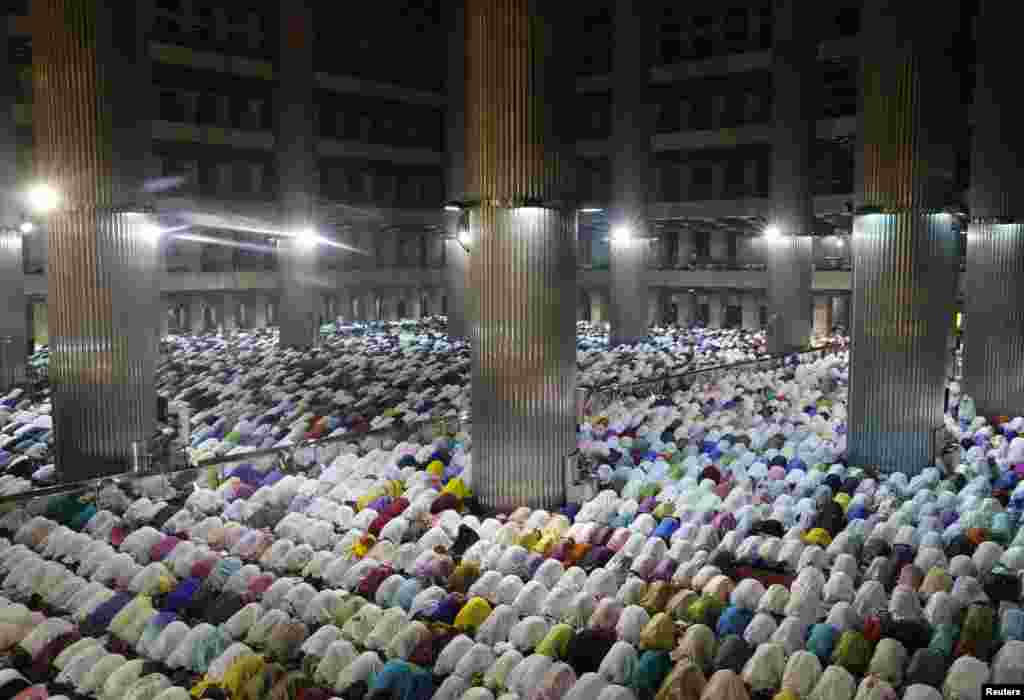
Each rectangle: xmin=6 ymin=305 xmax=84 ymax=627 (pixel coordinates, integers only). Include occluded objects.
xmin=33 ymin=0 xmax=159 ymax=481
xmin=849 ymin=213 xmax=958 ymax=474
xmin=963 ymin=223 xmax=1024 ymax=416
xmin=276 ymin=0 xmax=318 ymax=348
xmin=464 ymin=0 xmax=576 ymax=511
xmin=766 ymin=236 xmax=813 ymax=351
xmin=848 ymin=0 xmax=959 ymax=475
xmin=768 ymin=0 xmax=815 ymax=354
xmin=608 ymin=0 xmax=654 ymax=347
xmin=832 ymin=294 xmax=850 ymax=329
xmin=962 ymin=0 xmax=1024 ymax=417
xmin=0 ymin=231 xmax=27 ymax=388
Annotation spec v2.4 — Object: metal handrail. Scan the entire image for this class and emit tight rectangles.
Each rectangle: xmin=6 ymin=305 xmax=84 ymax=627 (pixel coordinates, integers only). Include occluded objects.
xmin=579 ymin=342 xmax=846 ymax=419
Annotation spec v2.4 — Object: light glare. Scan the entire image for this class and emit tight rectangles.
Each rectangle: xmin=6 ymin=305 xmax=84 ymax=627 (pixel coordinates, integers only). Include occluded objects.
xmin=611 ymin=226 xmax=631 ymax=244
xmin=457 ymin=230 xmax=472 ymax=248
xmin=19 ymin=221 xmax=34 ymax=234
xmin=26 ymin=183 xmax=60 ymax=215
xmin=763 ymin=225 xmax=781 ymax=240
xmin=295 ymin=228 xmax=320 ymax=249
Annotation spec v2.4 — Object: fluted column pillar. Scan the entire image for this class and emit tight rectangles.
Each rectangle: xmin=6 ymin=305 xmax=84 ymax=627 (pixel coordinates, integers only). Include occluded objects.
xmin=0 ymin=19 xmax=27 ymax=390
xmin=217 ymin=293 xmax=238 ymax=336
xmin=0 ymin=231 xmax=26 ymax=390
xmin=276 ymin=0 xmax=319 ymax=348
xmin=963 ymin=0 xmax=1024 ymax=418
xmin=33 ymin=0 xmax=159 ymax=480
xmin=465 ymin=0 xmax=576 ymax=510
xmin=706 ymin=293 xmax=724 ymax=329
xmin=608 ymin=0 xmax=654 ymax=347
xmin=742 ymin=293 xmax=761 ymax=330
xmin=848 ymin=0 xmax=960 ymax=474
xmin=590 ymin=288 xmax=607 ymax=324
xmin=674 ymin=292 xmax=694 ymax=327
xmin=832 ymin=294 xmax=850 ymax=330
xmin=767 ymin=0 xmax=815 ymax=353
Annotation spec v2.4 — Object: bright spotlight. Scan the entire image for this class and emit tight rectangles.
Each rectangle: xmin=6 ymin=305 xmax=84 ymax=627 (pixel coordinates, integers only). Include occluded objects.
xmin=26 ymin=183 xmax=60 ymax=215
xmin=444 ymin=204 xmax=462 ymax=213
xmin=457 ymin=229 xmax=472 ymax=248
xmin=296 ymin=228 xmax=320 ymax=249
xmin=611 ymin=227 xmax=631 ymax=244
xmin=836 ymin=236 xmax=845 ymax=248
xmin=19 ymin=220 xmax=34 ymax=234
xmin=580 ymin=208 xmax=604 ymax=213
xmin=763 ymin=225 xmax=781 ymax=241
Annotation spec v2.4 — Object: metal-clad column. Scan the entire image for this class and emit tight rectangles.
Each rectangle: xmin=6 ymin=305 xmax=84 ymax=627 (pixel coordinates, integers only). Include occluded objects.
xmin=963 ymin=0 xmax=1024 ymax=418
xmin=707 ymin=293 xmax=724 ymax=329
xmin=767 ymin=0 xmax=815 ymax=353
xmin=742 ymin=293 xmax=761 ymax=330
xmin=465 ymin=0 xmax=576 ymax=511
xmin=33 ymin=0 xmax=159 ymax=480
xmin=813 ymin=295 xmax=834 ymax=338
xmin=277 ymin=0 xmax=319 ymax=348
xmin=445 ymin=1 xmax=469 ymax=340
xmin=188 ymin=298 xmax=205 ymax=334
xmin=217 ymin=294 xmax=238 ymax=337
xmin=590 ymin=288 xmax=607 ymax=324
xmin=675 ymin=292 xmax=695 ymax=327
xmin=848 ymin=0 xmax=960 ymax=474
xmin=832 ymin=294 xmax=850 ymax=330
xmin=608 ymin=0 xmax=654 ymax=347
xmin=0 ymin=18 xmax=26 ymax=389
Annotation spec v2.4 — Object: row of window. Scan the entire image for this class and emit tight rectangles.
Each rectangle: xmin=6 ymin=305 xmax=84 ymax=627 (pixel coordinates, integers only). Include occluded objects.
xmin=578 ymin=70 xmax=856 ymax=141
xmin=154 ymin=87 xmax=443 ymax=151
xmin=158 ymin=89 xmax=270 ymax=131
xmin=579 ymin=143 xmax=855 ymax=203
xmin=317 ymin=98 xmax=443 ymax=150
xmin=153 ymin=0 xmax=271 ymax=57
xmin=158 ymin=153 xmax=444 ymax=208
xmin=319 ymin=166 xmax=443 ymax=208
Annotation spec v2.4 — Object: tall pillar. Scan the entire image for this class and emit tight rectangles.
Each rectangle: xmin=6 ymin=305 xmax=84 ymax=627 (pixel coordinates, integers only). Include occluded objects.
xmin=465 ymin=0 xmax=576 ymax=511
xmin=217 ymin=294 xmax=239 ymax=336
xmin=608 ymin=0 xmax=655 ymax=347
xmin=444 ymin=237 xmax=469 ymax=338
xmin=848 ymin=0 xmax=959 ymax=474
xmin=0 ymin=232 xmax=26 ymax=390
xmin=709 ymin=230 xmax=730 ymax=263
xmin=963 ymin=0 xmax=1024 ymax=418
xmin=335 ymin=288 xmax=351 ymax=322
xmin=707 ymin=293 xmax=724 ymax=329
xmin=34 ymin=0 xmax=159 ymax=480
xmin=813 ymin=295 xmax=833 ymax=338
xmin=444 ymin=0 xmax=468 ymax=341
xmin=590 ymin=288 xmax=607 ymax=324
xmin=766 ymin=0 xmax=815 ymax=353
xmin=158 ymin=299 xmax=170 ymax=338
xmin=831 ymin=294 xmax=850 ymax=330
xmin=676 ymin=229 xmax=694 ymax=267
xmin=187 ymin=298 xmax=204 ymax=334
xmin=0 ymin=18 xmax=27 ymax=389
xmin=276 ymin=0 xmax=319 ymax=349
xmin=742 ymin=293 xmax=760 ymax=330
xmin=244 ymin=296 xmax=266 ymax=329
xmin=674 ymin=292 xmax=695 ymax=327
xmin=647 ymin=290 xmax=663 ymax=327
